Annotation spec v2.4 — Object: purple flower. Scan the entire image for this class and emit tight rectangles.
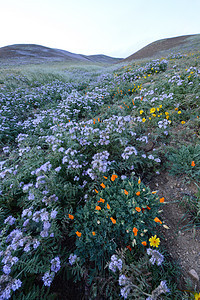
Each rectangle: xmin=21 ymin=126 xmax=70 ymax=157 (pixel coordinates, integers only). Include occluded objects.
xmin=42 ymin=271 xmax=55 ymax=286
xmin=4 ymin=216 xmax=16 ymax=225
xmin=50 ymin=210 xmax=58 ymax=219
xmin=3 ymin=265 xmax=11 ymax=275
xmin=50 ymin=257 xmax=61 ymax=273
xmin=69 ymin=253 xmax=78 ymax=265
xmin=11 ymin=279 xmax=22 ymax=291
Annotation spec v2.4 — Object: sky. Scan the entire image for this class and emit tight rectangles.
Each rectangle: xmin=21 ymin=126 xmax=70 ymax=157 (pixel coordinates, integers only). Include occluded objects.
xmin=1 ymin=0 xmax=200 ymax=58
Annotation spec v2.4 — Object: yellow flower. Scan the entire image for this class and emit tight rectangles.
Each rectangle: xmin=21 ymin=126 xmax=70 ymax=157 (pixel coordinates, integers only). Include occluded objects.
xmin=165 ymin=112 xmax=169 ymax=115
xmin=181 ymin=121 xmax=185 ymax=124
xmin=140 ymin=110 xmax=144 ymax=114
xmin=149 ymin=235 xmax=160 ymax=247
xmin=194 ymin=292 xmax=200 ymax=300
xmin=142 ymin=118 xmax=146 ymax=122
xmin=152 ymin=114 xmax=156 ymax=117
xmin=178 ymin=111 xmax=181 ymax=114
xmin=150 ymin=107 xmax=156 ymax=114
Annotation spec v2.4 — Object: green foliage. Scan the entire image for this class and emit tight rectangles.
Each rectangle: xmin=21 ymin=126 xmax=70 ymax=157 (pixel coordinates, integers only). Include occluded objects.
xmin=0 ymin=51 xmax=199 ymax=299
xmin=71 ymin=175 xmax=163 ymax=283
xmin=167 ymin=144 xmax=200 ymax=180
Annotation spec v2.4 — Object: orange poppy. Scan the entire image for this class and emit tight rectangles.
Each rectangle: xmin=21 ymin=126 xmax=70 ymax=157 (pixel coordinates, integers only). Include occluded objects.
xmin=103 ymin=176 xmax=108 ymax=179
xmin=136 ymin=191 xmax=140 ymax=196
xmin=154 ymin=217 xmax=162 ymax=224
xmin=133 ymin=227 xmax=138 ymax=236
xmin=95 ymin=189 xmax=98 ymax=193
xmin=98 ymin=198 xmax=105 ymax=203
xmin=68 ymin=214 xmax=74 ymax=220
xmin=141 ymin=241 xmax=147 ymax=246
xmin=126 ymin=245 xmax=132 ymax=251
xmin=92 ymin=232 xmax=96 ymax=236
xmin=191 ymin=161 xmax=195 ymax=167
xmin=111 ymin=174 xmax=118 ymax=181
xmin=159 ymin=197 xmax=165 ymax=203
xmin=76 ymin=231 xmax=81 ymax=237
xmin=138 ymin=177 xmax=141 ymax=184
xmin=135 ymin=207 xmax=141 ymax=212
xmin=95 ymin=206 xmax=101 ymax=211
xmin=100 ymin=183 xmax=106 ymax=188
xmin=124 ymin=189 xmax=129 ymax=195
xmin=107 ymin=203 xmax=110 ymax=209
xmin=146 ymin=206 xmax=151 ymax=210
xmin=110 ymin=217 xmax=116 ymax=224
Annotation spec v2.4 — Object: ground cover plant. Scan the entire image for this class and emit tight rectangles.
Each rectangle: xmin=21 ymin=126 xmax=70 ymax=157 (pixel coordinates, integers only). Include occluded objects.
xmin=0 ymin=51 xmax=199 ymax=299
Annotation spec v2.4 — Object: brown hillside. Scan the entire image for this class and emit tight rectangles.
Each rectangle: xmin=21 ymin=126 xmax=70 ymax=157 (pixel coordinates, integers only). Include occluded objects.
xmin=123 ymin=34 xmax=195 ymax=62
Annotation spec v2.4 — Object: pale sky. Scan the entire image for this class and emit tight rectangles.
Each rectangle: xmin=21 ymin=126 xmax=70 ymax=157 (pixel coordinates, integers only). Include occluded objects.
xmin=1 ymin=0 xmax=200 ymax=58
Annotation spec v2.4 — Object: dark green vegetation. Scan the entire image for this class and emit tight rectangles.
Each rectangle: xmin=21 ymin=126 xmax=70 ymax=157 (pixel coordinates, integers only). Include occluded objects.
xmin=0 ymin=43 xmax=199 ymax=299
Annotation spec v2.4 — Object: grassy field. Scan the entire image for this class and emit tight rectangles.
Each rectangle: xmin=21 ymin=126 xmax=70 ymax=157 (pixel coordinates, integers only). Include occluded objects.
xmin=0 ymin=50 xmax=199 ymax=299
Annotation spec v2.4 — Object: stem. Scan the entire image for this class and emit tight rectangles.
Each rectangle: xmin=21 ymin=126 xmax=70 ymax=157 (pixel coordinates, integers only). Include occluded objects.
xmin=129 ymin=283 xmax=152 ymax=297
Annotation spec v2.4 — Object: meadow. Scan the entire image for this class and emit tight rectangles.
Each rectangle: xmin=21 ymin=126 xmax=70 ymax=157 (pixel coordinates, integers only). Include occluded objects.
xmin=0 ymin=52 xmax=199 ymax=299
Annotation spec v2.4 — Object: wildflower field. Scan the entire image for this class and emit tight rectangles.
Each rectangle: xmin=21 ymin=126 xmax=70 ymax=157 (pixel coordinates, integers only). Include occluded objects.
xmin=0 ymin=52 xmax=199 ymax=299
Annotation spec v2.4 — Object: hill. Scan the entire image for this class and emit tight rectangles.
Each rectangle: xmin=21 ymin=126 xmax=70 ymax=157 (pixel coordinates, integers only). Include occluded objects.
xmin=123 ymin=34 xmax=200 ymax=62
xmin=0 ymin=44 xmax=122 ymax=65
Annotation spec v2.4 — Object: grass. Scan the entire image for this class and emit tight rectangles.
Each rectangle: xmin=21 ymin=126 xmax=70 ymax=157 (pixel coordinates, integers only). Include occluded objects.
xmin=0 ymin=50 xmax=199 ymax=299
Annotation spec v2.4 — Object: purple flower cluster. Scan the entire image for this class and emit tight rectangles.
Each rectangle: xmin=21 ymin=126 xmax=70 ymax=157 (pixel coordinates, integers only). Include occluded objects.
xmin=0 ymin=275 xmax=22 ymax=299
xmin=68 ymin=253 xmax=78 ymax=265
xmin=108 ymin=255 xmax=123 ymax=273
xmin=121 ymin=146 xmax=138 ymax=160
xmin=147 ymin=248 xmax=164 ymax=266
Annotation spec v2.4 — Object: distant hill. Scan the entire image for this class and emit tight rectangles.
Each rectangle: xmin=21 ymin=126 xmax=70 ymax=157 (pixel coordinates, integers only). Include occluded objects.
xmin=0 ymin=44 xmax=122 ymax=65
xmin=123 ymin=34 xmax=200 ymax=62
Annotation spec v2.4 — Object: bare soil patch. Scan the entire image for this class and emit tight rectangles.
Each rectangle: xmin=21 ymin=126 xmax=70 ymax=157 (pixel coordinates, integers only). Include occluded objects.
xmin=149 ymin=171 xmax=200 ymax=291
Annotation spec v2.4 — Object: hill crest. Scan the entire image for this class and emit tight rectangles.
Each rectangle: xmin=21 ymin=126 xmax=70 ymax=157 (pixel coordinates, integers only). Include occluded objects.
xmin=0 ymin=44 xmax=122 ymax=65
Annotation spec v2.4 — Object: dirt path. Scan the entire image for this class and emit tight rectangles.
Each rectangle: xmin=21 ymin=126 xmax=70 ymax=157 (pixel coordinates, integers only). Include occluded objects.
xmin=149 ymin=171 xmax=200 ymax=291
